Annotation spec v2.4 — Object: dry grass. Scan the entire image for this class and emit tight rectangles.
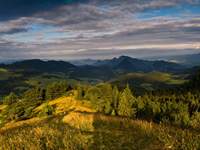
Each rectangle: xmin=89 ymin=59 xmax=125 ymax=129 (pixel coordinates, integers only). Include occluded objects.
xmin=0 ymin=95 xmax=199 ymax=150
xmin=0 ymin=111 xmax=200 ymax=150
xmin=0 ymin=117 xmax=45 ymax=133
xmin=0 ymin=105 xmax=7 ymax=112
xmin=34 ymin=96 xmax=95 ymax=115
xmin=63 ymin=112 xmax=95 ymax=131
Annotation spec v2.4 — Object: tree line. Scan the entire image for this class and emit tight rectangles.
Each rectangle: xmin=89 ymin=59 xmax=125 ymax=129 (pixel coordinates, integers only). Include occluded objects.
xmin=1 ymin=71 xmax=200 ymax=129
xmin=76 ymin=82 xmax=200 ymax=128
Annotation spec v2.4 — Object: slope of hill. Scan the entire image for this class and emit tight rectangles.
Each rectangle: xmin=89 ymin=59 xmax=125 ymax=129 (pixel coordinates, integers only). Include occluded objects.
xmin=0 ymin=95 xmax=199 ymax=150
xmin=110 ymin=72 xmax=186 ymax=94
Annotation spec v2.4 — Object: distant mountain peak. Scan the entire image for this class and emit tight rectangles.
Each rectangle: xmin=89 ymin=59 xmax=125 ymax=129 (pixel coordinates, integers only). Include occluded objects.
xmin=3 ymin=59 xmax=76 ymax=73
xmin=117 ymin=55 xmax=133 ymax=60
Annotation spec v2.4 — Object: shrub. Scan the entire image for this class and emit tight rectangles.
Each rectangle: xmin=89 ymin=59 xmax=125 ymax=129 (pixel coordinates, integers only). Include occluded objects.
xmin=190 ymin=112 xmax=200 ymax=129
xmin=46 ymin=81 xmax=68 ymax=100
xmin=117 ymin=85 xmax=136 ymax=118
xmin=3 ymin=92 xmax=18 ymax=105
xmin=39 ymin=103 xmax=55 ymax=116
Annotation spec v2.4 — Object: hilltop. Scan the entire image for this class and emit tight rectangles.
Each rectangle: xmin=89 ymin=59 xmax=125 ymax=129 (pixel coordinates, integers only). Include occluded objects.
xmin=0 ymin=93 xmax=199 ymax=150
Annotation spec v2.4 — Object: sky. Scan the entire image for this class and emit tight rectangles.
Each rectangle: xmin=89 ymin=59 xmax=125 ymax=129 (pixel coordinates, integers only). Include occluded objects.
xmin=0 ymin=0 xmax=200 ymax=61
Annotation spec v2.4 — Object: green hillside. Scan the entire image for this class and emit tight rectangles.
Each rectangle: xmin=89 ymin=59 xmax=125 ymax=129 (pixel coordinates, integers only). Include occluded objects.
xmin=0 ymin=95 xmax=199 ymax=150
xmin=0 ymin=68 xmax=21 ymax=81
xmin=111 ymin=71 xmax=186 ymax=94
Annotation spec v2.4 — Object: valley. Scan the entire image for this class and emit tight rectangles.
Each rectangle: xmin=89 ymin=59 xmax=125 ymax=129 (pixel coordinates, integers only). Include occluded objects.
xmin=0 ymin=55 xmax=200 ymax=149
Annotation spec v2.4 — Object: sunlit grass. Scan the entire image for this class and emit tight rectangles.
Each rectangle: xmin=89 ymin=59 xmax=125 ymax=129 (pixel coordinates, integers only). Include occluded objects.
xmin=34 ymin=95 xmax=95 ymax=115
xmin=119 ymin=71 xmax=186 ymax=85
xmin=0 ymin=94 xmax=199 ymax=150
xmin=0 ymin=111 xmax=199 ymax=150
xmin=0 ymin=105 xmax=7 ymax=112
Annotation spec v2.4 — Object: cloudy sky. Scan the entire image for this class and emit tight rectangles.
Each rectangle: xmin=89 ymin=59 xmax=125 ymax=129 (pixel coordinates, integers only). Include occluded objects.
xmin=0 ymin=0 xmax=200 ymax=61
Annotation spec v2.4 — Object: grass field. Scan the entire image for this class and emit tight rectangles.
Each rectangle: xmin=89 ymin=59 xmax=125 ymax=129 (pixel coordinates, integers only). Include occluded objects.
xmin=111 ymin=71 xmax=187 ymax=93
xmin=0 ymin=95 xmax=199 ymax=150
xmin=114 ymin=72 xmax=186 ymax=85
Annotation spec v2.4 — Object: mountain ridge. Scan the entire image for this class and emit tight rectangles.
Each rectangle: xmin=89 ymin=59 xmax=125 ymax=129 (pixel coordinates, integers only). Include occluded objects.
xmin=0 ymin=56 xmax=187 ymax=78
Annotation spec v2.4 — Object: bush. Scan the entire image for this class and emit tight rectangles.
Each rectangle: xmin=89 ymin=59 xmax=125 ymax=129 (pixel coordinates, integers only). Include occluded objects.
xmin=117 ymin=85 xmax=136 ymax=118
xmin=190 ymin=112 xmax=200 ymax=129
xmin=46 ymin=81 xmax=68 ymax=100
xmin=39 ymin=103 xmax=55 ymax=116
xmin=3 ymin=92 xmax=18 ymax=105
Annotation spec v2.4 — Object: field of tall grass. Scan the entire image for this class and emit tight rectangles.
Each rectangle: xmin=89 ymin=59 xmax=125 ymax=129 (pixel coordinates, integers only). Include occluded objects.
xmin=0 ymin=95 xmax=199 ymax=150
xmin=0 ymin=112 xmax=200 ymax=149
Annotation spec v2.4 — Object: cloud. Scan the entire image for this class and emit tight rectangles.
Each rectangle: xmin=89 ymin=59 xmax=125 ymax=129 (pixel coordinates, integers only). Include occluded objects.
xmin=0 ymin=0 xmax=199 ymax=21
xmin=0 ymin=0 xmax=88 ymax=21
xmin=0 ymin=0 xmax=200 ymax=60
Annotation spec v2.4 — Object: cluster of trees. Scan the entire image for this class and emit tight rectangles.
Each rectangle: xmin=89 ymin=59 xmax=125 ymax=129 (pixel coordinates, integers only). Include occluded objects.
xmin=2 ymin=81 xmax=71 ymax=105
xmin=0 ymin=81 xmax=72 ymax=122
xmin=77 ymin=84 xmax=136 ymax=117
xmin=76 ymin=82 xmax=200 ymax=128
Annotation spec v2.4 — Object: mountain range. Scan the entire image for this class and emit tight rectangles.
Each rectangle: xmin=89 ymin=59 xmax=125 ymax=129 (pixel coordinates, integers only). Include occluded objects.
xmin=0 ymin=56 xmax=186 ymax=76
xmin=0 ymin=55 xmax=198 ymax=97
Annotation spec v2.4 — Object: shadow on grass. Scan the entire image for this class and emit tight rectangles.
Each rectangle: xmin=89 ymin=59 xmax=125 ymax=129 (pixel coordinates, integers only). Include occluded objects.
xmin=0 ymin=112 xmax=164 ymax=150
xmin=89 ymin=114 xmax=161 ymax=150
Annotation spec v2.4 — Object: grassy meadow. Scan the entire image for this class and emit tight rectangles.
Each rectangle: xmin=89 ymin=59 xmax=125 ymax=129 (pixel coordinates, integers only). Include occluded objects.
xmin=0 ymin=95 xmax=199 ymax=150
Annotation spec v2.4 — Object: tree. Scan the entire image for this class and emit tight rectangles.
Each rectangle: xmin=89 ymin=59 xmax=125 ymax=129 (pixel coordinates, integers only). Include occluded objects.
xmin=85 ymin=83 xmax=115 ymax=114
xmin=191 ymin=112 xmax=200 ymax=129
xmin=76 ymin=84 xmax=84 ymax=100
xmin=23 ymin=86 xmax=46 ymax=102
xmin=3 ymin=92 xmax=18 ymax=105
xmin=39 ymin=103 xmax=54 ymax=116
xmin=97 ymin=83 xmax=113 ymax=114
xmin=85 ymin=86 xmax=103 ymax=111
xmin=46 ymin=81 xmax=68 ymax=100
xmin=111 ymin=86 xmax=120 ymax=115
xmin=118 ymin=85 xmax=136 ymax=117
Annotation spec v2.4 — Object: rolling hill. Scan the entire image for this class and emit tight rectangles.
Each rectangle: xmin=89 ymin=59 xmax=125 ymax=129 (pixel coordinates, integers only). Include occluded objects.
xmin=110 ymin=71 xmax=186 ymax=95
xmin=1 ymin=59 xmax=76 ymax=73
xmin=0 ymin=56 xmax=190 ymax=97
xmin=0 ymin=94 xmax=199 ymax=149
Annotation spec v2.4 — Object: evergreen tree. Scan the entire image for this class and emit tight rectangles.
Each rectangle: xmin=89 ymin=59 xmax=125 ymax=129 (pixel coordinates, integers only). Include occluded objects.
xmin=112 ymin=86 xmax=120 ymax=115
xmin=76 ymin=84 xmax=84 ymax=100
xmin=3 ymin=92 xmax=18 ymax=105
xmin=23 ymin=86 xmax=46 ymax=101
xmin=46 ymin=81 xmax=68 ymax=100
xmin=118 ymin=85 xmax=136 ymax=117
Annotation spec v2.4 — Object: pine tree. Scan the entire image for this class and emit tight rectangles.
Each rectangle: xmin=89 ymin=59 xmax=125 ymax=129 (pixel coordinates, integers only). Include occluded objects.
xmin=3 ymin=92 xmax=18 ymax=105
xmin=76 ymin=84 xmax=84 ymax=100
xmin=118 ymin=85 xmax=136 ymax=117
xmin=112 ymin=86 xmax=120 ymax=115
xmin=46 ymin=81 xmax=68 ymax=100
